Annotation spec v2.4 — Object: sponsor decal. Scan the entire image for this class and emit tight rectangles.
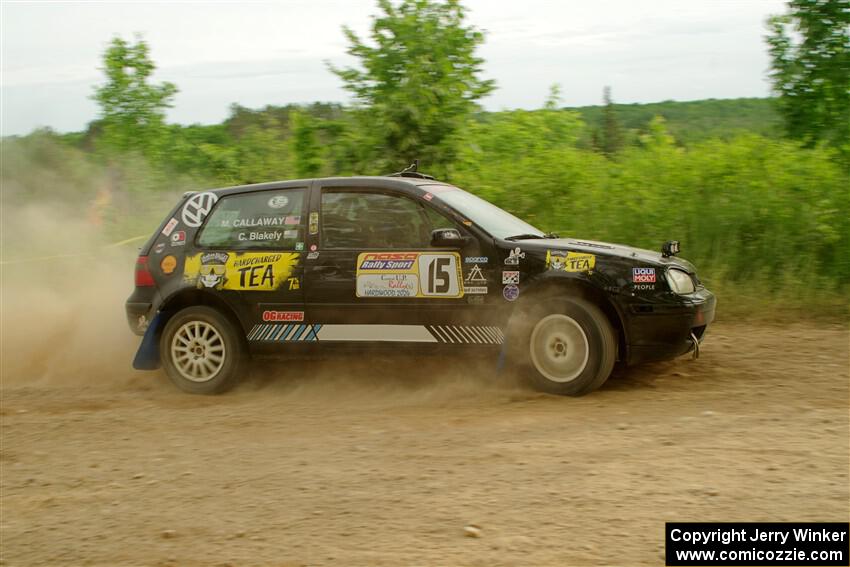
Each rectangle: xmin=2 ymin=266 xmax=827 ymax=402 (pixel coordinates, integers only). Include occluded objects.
xmin=467 ymin=295 xmax=485 ymax=304
xmin=464 ymin=264 xmax=487 ymax=284
xmin=238 ymin=231 xmax=283 ymax=242
xmin=295 ymin=242 xmax=305 ymax=251
xmin=170 ymin=231 xmax=186 ymax=246
xmin=502 ymin=284 xmax=519 ymax=301
xmin=160 ymin=255 xmax=177 ymax=275
xmin=459 ymin=266 xmax=486 ymax=290
xmin=161 ymin=217 xmax=179 ymax=237
xmin=546 ymin=250 xmax=596 ymax=273
xmin=357 ymin=274 xmax=419 ymax=297
xmin=423 ymin=193 xmax=434 ymax=201
xmin=287 ymin=277 xmax=300 ymax=291
xmin=262 ymin=310 xmax=304 ymax=322
xmin=633 ymin=284 xmax=655 ymax=291
xmin=227 ymin=217 xmax=287 ymax=228
xmin=358 ymin=252 xmax=419 ymax=271
xmin=464 ymin=286 xmax=488 ymax=295
xmin=184 ymin=251 xmax=300 ymax=291
xmin=504 ymin=247 xmax=526 ymax=265
xmin=306 ymin=251 xmax=320 ymax=260
xmin=308 ymin=212 xmax=319 ymax=235
xmin=284 ymin=215 xmax=301 ymax=225
xmin=191 ymin=252 xmax=229 ymax=289
xmin=283 ymin=229 xmax=298 ymax=240
xmin=464 ymin=256 xmax=488 ymax=264
xmin=309 ymin=244 xmax=318 ymax=252
xmin=153 ymin=242 xmax=166 ymax=254
xmin=267 ymin=195 xmax=289 ymax=209
xmin=502 ymin=270 xmax=520 ymax=284
xmin=632 ymin=267 xmax=656 ymax=283
xmin=355 ymin=252 xmax=464 ymax=298
xmin=181 ymin=192 xmax=218 ymax=228
xmin=137 ymin=315 xmax=149 ymax=331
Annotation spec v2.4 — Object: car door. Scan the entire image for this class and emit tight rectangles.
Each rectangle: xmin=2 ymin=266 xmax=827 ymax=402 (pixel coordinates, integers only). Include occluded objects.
xmin=191 ymin=187 xmax=309 ymax=346
xmin=303 ymin=184 xmax=494 ymax=344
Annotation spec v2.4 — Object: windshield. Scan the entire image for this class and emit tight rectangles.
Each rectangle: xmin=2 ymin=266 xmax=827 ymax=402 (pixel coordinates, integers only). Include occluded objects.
xmin=433 ymin=187 xmax=545 ymax=240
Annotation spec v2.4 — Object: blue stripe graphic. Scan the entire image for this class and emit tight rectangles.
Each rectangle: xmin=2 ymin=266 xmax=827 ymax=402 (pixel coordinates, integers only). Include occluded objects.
xmin=305 ymin=324 xmax=321 ymax=341
xmin=292 ymin=325 xmax=308 ymax=341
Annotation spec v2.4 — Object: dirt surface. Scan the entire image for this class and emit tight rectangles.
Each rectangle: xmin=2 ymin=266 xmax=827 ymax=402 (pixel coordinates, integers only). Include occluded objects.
xmin=1 ymin=320 xmax=848 ymax=566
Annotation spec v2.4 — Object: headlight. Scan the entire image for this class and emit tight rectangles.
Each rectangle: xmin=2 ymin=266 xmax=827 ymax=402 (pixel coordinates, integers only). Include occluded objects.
xmin=666 ymin=268 xmax=695 ymax=294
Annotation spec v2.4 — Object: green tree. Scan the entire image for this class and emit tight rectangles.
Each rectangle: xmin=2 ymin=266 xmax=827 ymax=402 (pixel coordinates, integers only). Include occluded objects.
xmin=766 ymin=0 xmax=850 ymax=148
xmin=598 ymin=86 xmax=623 ymax=157
xmin=330 ymin=0 xmax=494 ymax=173
xmin=92 ymin=35 xmax=177 ymax=156
xmin=290 ymin=111 xmax=323 ymax=178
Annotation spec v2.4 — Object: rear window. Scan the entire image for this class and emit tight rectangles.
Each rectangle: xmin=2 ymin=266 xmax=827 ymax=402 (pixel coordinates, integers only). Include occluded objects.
xmin=197 ymin=189 xmax=306 ymax=250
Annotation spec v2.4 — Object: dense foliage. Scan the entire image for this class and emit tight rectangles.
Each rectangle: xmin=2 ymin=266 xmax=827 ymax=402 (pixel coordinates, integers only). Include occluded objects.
xmin=766 ymin=0 xmax=850 ymax=150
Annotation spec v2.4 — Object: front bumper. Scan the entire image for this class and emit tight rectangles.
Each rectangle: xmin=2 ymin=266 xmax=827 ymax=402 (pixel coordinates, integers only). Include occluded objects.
xmin=624 ymin=287 xmax=716 ymax=365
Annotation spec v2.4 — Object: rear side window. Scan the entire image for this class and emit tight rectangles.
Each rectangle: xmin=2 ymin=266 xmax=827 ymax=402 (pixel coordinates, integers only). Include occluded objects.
xmin=197 ymin=189 xmax=306 ymax=249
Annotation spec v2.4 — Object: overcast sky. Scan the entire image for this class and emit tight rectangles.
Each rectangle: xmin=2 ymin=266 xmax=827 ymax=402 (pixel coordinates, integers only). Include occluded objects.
xmin=1 ymin=0 xmax=786 ymax=136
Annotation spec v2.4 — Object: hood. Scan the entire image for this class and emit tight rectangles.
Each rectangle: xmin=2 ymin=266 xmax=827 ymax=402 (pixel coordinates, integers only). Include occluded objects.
xmin=512 ymin=237 xmax=697 ymax=272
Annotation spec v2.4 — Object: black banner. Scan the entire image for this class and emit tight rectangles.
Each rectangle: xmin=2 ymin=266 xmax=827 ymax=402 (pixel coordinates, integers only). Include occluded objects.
xmin=666 ymin=522 xmax=849 ymax=566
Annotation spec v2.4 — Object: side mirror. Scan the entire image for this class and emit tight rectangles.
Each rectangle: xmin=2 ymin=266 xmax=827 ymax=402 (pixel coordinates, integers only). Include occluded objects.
xmin=431 ymin=228 xmax=467 ymax=248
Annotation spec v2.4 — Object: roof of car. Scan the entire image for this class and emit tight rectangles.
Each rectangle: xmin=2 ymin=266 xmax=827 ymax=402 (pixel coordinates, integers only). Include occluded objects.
xmin=201 ymin=176 xmax=456 ymax=198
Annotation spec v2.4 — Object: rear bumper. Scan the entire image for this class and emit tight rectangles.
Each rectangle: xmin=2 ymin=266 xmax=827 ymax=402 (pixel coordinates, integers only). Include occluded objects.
xmin=126 ymin=302 xmax=153 ymax=336
xmin=625 ymin=288 xmax=716 ymax=365
xmin=126 ymin=285 xmax=162 ymax=336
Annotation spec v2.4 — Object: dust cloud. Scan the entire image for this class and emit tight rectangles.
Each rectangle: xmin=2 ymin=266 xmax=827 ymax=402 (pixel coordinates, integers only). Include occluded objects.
xmin=1 ymin=202 xmax=143 ymax=389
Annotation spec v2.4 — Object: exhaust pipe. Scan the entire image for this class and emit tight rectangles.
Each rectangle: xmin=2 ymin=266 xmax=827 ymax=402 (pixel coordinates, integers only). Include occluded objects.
xmin=690 ymin=332 xmax=700 ymax=360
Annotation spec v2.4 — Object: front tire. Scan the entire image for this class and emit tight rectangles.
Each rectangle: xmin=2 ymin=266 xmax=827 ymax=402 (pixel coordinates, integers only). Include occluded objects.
xmin=516 ymin=298 xmax=616 ymax=396
xmin=160 ymin=306 xmax=246 ymax=394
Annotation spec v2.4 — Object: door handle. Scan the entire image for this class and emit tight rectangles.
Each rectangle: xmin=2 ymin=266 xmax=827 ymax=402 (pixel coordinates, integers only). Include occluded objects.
xmin=314 ymin=265 xmax=342 ymax=275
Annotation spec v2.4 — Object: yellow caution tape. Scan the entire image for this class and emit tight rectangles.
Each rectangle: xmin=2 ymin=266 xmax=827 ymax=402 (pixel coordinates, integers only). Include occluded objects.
xmin=0 ymin=234 xmax=148 ymax=265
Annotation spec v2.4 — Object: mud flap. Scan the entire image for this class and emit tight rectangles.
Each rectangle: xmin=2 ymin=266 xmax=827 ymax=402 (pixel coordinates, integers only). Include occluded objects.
xmin=132 ymin=312 xmax=169 ymax=370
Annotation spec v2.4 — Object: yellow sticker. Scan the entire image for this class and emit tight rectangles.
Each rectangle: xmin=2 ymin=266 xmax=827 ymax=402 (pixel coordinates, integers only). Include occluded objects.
xmin=184 ymin=251 xmax=300 ymax=291
xmin=546 ymin=250 xmax=596 ymax=273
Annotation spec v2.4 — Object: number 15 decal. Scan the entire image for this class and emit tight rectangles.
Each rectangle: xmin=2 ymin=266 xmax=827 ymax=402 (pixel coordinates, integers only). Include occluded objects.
xmin=418 ymin=254 xmax=462 ymax=297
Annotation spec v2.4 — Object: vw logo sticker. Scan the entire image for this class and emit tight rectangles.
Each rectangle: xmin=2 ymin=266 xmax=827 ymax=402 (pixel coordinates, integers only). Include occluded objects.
xmin=181 ymin=192 xmax=218 ymax=228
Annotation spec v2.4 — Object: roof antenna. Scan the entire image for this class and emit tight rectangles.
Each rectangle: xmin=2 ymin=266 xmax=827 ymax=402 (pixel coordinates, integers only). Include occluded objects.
xmin=387 ymin=159 xmax=434 ymax=180
xmin=400 ymin=159 xmax=419 ymax=174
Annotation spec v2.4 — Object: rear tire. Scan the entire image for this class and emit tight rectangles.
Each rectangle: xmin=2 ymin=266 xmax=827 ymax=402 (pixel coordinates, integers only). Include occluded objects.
xmin=160 ymin=306 xmax=246 ymax=394
xmin=514 ymin=297 xmax=616 ymax=396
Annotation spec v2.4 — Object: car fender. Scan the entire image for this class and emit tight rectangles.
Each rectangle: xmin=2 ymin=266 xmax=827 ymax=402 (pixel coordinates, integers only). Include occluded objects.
xmin=513 ymin=268 xmax=630 ymax=361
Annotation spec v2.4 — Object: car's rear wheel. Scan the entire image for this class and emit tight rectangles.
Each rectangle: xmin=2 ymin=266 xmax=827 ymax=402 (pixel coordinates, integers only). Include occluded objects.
xmin=516 ymin=297 xmax=616 ymax=396
xmin=160 ymin=306 xmax=246 ymax=394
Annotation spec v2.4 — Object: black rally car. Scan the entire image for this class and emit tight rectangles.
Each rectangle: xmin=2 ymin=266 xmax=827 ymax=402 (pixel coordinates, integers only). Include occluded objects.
xmin=126 ymin=168 xmax=716 ymax=395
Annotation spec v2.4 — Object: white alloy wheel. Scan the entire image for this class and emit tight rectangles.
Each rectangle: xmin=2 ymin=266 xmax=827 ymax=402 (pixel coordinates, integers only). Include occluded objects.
xmin=529 ymin=314 xmax=590 ymax=383
xmin=170 ymin=321 xmax=227 ymax=382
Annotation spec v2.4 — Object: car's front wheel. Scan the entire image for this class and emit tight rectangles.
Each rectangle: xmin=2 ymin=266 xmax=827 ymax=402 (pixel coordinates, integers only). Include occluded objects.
xmin=160 ymin=306 xmax=246 ymax=394
xmin=517 ymin=297 xmax=616 ymax=396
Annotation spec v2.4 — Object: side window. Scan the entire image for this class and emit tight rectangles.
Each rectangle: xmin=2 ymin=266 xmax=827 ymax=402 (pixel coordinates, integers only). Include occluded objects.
xmin=423 ymin=205 xmax=456 ymax=231
xmin=321 ymin=191 xmax=434 ymax=249
xmin=198 ymin=189 xmax=306 ymax=249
